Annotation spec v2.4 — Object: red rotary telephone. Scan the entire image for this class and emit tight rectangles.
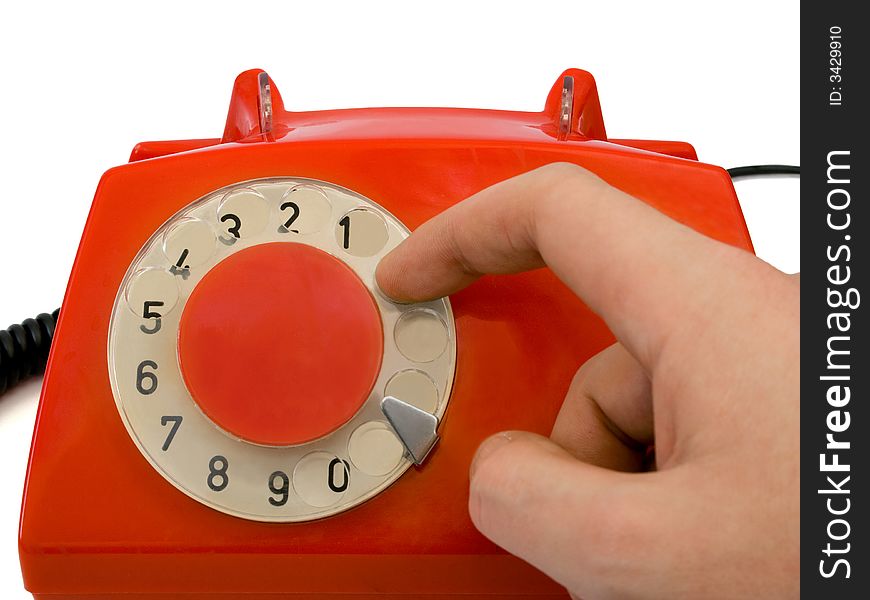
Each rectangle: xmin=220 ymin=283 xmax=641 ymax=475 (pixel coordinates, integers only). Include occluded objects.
xmin=18 ymin=68 xmax=752 ymax=599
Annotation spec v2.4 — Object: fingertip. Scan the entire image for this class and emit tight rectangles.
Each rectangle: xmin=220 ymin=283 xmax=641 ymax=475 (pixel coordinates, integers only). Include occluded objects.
xmin=374 ymin=249 xmax=408 ymax=303
xmin=375 ymin=244 xmax=429 ymax=304
xmin=468 ymin=431 xmax=528 ymax=531
xmin=468 ymin=431 xmax=565 ymax=530
xmin=469 ymin=431 xmax=516 ymax=480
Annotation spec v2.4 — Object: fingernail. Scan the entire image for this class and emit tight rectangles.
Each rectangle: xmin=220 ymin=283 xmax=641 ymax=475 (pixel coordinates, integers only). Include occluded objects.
xmin=470 ymin=432 xmax=514 ymax=479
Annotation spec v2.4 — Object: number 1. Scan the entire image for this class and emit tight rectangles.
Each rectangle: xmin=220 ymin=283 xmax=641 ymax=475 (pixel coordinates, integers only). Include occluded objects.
xmin=339 ymin=215 xmax=350 ymax=249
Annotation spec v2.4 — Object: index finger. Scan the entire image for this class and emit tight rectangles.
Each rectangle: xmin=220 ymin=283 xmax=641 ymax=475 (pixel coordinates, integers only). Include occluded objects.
xmin=375 ymin=163 xmax=754 ymax=370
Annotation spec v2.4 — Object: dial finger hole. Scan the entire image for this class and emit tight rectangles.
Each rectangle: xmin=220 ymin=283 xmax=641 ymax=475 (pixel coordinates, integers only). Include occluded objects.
xmin=278 ymin=185 xmax=332 ymax=234
xmin=124 ymin=267 xmax=179 ymax=319
xmin=217 ymin=188 xmax=269 ymax=241
xmin=394 ymin=309 xmax=449 ymax=363
xmin=384 ymin=369 xmax=439 ymax=413
xmin=162 ymin=217 xmax=215 ymax=273
xmin=348 ymin=421 xmax=405 ymax=476
xmin=293 ymin=452 xmax=350 ymax=508
xmin=335 ymin=208 xmax=389 ymax=257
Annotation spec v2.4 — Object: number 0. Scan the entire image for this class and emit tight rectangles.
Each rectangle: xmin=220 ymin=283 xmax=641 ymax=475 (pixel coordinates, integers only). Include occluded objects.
xmin=328 ymin=458 xmax=349 ymax=492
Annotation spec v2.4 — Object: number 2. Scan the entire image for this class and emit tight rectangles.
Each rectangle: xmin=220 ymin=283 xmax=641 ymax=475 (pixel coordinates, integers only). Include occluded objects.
xmin=280 ymin=201 xmax=300 ymax=232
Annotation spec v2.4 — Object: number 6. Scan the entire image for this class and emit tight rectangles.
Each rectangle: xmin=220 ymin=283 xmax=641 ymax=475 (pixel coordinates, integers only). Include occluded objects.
xmin=136 ymin=360 xmax=158 ymax=395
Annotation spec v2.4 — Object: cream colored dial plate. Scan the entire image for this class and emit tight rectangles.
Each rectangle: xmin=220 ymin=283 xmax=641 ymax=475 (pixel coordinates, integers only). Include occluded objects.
xmin=108 ymin=178 xmax=456 ymax=522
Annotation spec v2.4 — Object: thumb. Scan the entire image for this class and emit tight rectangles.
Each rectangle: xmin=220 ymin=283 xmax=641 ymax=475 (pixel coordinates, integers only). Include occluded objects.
xmin=469 ymin=431 xmax=667 ymax=597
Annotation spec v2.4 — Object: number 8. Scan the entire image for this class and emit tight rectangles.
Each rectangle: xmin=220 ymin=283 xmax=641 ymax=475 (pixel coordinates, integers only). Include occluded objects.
xmin=208 ymin=455 xmax=229 ymax=492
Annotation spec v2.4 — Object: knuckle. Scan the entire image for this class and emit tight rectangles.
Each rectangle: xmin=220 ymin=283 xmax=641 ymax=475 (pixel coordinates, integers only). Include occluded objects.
xmin=536 ymin=162 xmax=602 ymax=192
xmin=571 ymin=356 xmax=597 ymax=387
xmin=536 ymin=161 xmax=590 ymax=180
xmin=531 ymin=163 xmax=610 ymax=225
xmin=566 ymin=347 xmax=611 ymax=397
xmin=442 ymin=210 xmax=478 ymax=275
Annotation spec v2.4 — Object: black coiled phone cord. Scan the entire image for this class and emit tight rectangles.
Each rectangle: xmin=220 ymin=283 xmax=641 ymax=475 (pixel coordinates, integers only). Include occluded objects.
xmin=0 ymin=309 xmax=60 ymax=396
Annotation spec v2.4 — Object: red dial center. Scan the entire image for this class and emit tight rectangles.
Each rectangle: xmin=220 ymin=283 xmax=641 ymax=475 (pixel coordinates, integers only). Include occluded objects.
xmin=177 ymin=242 xmax=383 ymax=446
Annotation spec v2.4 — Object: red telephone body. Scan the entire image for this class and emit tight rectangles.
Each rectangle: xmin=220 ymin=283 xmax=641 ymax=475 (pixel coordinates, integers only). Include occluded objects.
xmin=18 ymin=69 xmax=753 ymax=599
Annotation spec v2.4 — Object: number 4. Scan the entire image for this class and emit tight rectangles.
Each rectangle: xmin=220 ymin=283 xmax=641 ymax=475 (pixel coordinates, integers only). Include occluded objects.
xmin=160 ymin=415 xmax=182 ymax=451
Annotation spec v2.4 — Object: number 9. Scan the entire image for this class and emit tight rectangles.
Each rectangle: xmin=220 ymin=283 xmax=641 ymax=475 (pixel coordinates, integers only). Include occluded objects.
xmin=268 ymin=471 xmax=289 ymax=506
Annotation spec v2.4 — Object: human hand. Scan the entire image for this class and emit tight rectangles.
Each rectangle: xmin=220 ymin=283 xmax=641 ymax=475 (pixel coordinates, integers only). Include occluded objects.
xmin=375 ymin=163 xmax=799 ymax=599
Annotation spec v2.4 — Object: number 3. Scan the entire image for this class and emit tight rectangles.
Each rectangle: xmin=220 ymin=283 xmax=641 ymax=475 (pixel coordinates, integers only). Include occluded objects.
xmin=219 ymin=213 xmax=242 ymax=244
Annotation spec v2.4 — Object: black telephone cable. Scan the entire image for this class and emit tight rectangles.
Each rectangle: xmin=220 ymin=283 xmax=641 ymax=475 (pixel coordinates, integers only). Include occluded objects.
xmin=0 ymin=309 xmax=60 ymax=396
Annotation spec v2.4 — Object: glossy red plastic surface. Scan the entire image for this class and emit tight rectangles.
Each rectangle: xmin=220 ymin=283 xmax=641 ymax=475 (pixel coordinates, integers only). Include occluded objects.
xmin=608 ymin=139 xmax=699 ymax=160
xmin=20 ymin=68 xmax=753 ymax=599
xmin=178 ymin=242 xmax=383 ymax=446
xmin=129 ymin=138 xmax=221 ymax=162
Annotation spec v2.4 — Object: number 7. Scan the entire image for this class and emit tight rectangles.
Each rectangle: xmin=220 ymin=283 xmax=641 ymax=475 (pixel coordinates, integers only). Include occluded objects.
xmin=160 ymin=416 xmax=183 ymax=451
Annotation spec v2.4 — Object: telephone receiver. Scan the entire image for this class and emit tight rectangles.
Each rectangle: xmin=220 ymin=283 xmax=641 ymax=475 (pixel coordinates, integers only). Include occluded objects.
xmin=18 ymin=68 xmax=753 ymax=599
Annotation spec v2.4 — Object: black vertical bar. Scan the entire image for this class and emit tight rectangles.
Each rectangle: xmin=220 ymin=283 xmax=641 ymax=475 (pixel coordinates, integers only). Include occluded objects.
xmin=802 ymin=2 xmax=868 ymax=596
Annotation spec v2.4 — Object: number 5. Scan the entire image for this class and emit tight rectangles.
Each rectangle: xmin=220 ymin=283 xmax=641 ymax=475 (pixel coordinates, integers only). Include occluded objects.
xmin=140 ymin=301 xmax=163 ymax=334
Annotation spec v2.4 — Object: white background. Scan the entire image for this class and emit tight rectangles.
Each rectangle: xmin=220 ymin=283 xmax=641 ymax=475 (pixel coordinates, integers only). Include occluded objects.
xmin=0 ymin=1 xmax=799 ymax=596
